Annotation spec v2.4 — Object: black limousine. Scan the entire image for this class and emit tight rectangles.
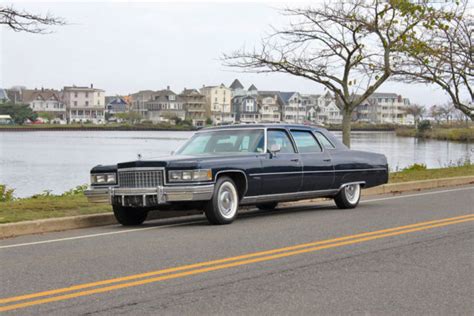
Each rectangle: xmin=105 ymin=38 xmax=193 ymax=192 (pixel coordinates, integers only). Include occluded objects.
xmin=85 ymin=124 xmax=388 ymax=225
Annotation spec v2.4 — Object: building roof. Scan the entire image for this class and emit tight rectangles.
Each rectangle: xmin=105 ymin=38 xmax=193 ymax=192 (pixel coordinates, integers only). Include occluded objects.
xmin=106 ymin=97 xmax=128 ymax=105
xmin=21 ymin=89 xmax=60 ymax=103
xmin=229 ymin=79 xmax=244 ymax=90
xmin=248 ymin=84 xmax=258 ymax=91
xmin=370 ymin=92 xmax=399 ymax=98
xmin=63 ymin=86 xmax=105 ymax=92
xmin=279 ymin=92 xmax=298 ymax=104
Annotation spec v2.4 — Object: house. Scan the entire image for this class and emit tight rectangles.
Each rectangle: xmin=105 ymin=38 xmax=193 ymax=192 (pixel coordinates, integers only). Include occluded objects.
xmin=200 ymin=84 xmax=234 ymax=125
xmin=130 ymin=90 xmax=155 ymax=117
xmin=143 ymin=87 xmax=185 ymax=123
xmin=232 ymin=95 xmax=260 ymax=123
xmin=280 ymin=92 xmax=306 ymax=124
xmin=258 ymin=91 xmax=283 ymax=123
xmin=62 ymin=84 xmax=105 ymax=123
xmin=106 ymin=97 xmax=128 ymax=114
xmin=22 ymin=88 xmax=67 ymax=123
xmin=180 ymin=89 xmax=208 ymax=127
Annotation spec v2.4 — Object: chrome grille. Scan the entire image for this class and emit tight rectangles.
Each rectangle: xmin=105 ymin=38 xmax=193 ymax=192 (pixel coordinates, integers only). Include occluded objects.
xmin=118 ymin=169 xmax=163 ymax=188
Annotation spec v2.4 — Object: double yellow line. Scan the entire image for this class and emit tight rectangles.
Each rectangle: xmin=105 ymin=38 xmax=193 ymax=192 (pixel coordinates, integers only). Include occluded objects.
xmin=1 ymin=213 xmax=473 ymax=312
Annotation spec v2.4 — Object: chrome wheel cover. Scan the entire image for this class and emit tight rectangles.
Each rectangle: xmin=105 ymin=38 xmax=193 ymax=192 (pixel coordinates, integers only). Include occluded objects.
xmin=217 ymin=181 xmax=238 ymax=219
xmin=345 ymin=184 xmax=360 ymax=204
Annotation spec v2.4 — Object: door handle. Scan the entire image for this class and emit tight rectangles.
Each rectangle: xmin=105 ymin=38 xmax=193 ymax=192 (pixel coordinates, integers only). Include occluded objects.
xmin=323 ymin=159 xmax=331 ymax=162
xmin=290 ymin=158 xmax=300 ymax=162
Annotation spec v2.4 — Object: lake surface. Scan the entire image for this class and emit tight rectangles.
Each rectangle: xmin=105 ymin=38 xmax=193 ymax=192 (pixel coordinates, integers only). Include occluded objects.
xmin=1 ymin=131 xmax=472 ymax=197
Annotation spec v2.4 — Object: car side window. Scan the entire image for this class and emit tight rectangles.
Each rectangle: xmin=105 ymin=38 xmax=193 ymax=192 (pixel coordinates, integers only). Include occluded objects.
xmin=290 ymin=131 xmax=322 ymax=153
xmin=314 ymin=132 xmax=336 ymax=149
xmin=267 ymin=130 xmax=296 ymax=153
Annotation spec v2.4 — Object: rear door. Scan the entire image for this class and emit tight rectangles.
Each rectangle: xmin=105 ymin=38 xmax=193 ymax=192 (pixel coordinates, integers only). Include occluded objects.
xmin=290 ymin=129 xmax=334 ymax=192
xmin=259 ymin=129 xmax=303 ymax=195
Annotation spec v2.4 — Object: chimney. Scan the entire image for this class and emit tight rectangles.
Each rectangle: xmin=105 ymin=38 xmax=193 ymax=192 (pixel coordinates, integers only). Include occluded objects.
xmin=91 ymin=83 xmax=94 ymax=89
xmin=167 ymin=85 xmax=170 ymax=90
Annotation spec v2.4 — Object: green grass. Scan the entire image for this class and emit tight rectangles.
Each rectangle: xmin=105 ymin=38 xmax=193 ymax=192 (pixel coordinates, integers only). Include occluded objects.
xmin=1 ymin=164 xmax=473 ymax=224
xmin=389 ymin=164 xmax=474 ymax=183
xmin=0 ymin=194 xmax=111 ymax=224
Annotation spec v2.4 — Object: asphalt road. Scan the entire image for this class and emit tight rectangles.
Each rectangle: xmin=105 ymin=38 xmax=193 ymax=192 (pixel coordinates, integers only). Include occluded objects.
xmin=1 ymin=185 xmax=473 ymax=315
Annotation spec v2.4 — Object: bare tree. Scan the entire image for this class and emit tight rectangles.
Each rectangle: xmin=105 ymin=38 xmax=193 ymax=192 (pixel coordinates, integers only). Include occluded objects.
xmin=0 ymin=5 xmax=65 ymax=34
xmin=394 ymin=3 xmax=473 ymax=120
xmin=223 ymin=0 xmax=451 ymax=147
xmin=406 ymin=104 xmax=426 ymax=127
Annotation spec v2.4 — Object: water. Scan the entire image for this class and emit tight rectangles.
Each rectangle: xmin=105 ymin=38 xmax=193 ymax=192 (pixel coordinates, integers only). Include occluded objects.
xmin=1 ymin=131 xmax=472 ymax=197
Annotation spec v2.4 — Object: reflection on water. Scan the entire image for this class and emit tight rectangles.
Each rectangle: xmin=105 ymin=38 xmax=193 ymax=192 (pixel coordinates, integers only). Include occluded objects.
xmin=0 ymin=131 xmax=472 ymax=197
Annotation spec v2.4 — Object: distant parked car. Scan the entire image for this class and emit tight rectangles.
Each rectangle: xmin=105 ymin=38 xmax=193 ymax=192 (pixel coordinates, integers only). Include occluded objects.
xmin=85 ymin=124 xmax=388 ymax=225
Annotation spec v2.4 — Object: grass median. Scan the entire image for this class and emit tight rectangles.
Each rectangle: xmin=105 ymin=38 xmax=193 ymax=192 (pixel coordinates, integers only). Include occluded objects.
xmin=1 ymin=164 xmax=473 ymax=224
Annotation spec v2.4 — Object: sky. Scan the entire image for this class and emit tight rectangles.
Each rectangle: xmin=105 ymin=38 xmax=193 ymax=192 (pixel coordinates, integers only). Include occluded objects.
xmin=0 ymin=0 xmax=461 ymax=106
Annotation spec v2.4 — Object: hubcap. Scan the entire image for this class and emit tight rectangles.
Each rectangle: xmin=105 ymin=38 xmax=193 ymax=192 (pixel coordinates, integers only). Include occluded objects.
xmin=345 ymin=184 xmax=360 ymax=204
xmin=217 ymin=182 xmax=238 ymax=219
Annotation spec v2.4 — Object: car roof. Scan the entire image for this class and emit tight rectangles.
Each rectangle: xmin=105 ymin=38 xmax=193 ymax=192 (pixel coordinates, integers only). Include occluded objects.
xmin=201 ymin=123 xmax=328 ymax=132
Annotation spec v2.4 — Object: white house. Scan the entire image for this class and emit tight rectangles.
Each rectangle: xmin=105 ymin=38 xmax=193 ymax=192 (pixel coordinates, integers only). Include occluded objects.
xmin=62 ymin=84 xmax=105 ymax=123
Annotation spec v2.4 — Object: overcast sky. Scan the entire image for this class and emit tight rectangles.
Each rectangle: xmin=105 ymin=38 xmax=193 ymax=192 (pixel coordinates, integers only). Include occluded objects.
xmin=0 ymin=1 xmax=458 ymax=106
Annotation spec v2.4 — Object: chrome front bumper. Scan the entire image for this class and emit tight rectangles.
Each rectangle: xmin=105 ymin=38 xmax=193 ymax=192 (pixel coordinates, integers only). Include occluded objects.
xmin=84 ymin=185 xmax=214 ymax=206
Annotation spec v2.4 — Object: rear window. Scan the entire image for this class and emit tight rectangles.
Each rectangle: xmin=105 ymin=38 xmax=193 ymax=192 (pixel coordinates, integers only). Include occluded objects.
xmin=290 ymin=131 xmax=322 ymax=153
xmin=314 ymin=132 xmax=335 ymax=149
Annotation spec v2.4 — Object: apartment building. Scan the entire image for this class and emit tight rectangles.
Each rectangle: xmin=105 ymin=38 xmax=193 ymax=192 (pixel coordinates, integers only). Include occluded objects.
xmin=200 ymin=84 xmax=234 ymax=125
xmin=62 ymin=85 xmax=105 ymax=123
xmin=280 ymin=92 xmax=306 ymax=124
xmin=180 ymin=89 xmax=208 ymax=127
xmin=258 ymin=91 xmax=283 ymax=123
xmin=355 ymin=93 xmax=412 ymax=125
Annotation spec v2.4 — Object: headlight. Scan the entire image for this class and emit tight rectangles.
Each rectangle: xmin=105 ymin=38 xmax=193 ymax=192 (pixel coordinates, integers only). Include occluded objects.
xmin=91 ymin=173 xmax=117 ymax=185
xmin=168 ymin=169 xmax=212 ymax=182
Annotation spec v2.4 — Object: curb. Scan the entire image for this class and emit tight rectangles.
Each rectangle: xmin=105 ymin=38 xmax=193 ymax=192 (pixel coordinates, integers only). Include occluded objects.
xmin=1 ymin=176 xmax=473 ymax=239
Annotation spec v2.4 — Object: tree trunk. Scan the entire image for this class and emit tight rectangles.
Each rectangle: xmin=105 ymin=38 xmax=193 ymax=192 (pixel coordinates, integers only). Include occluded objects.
xmin=342 ymin=108 xmax=352 ymax=148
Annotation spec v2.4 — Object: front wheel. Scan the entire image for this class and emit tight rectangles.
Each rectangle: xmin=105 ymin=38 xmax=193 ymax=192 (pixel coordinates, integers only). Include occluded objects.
xmin=334 ymin=184 xmax=361 ymax=209
xmin=204 ymin=176 xmax=239 ymax=225
xmin=113 ymin=205 xmax=148 ymax=226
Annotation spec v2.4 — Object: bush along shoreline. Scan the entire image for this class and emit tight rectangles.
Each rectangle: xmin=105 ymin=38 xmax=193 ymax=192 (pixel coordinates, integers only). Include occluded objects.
xmin=1 ymin=164 xmax=473 ymax=224
xmin=396 ymin=122 xmax=473 ymax=142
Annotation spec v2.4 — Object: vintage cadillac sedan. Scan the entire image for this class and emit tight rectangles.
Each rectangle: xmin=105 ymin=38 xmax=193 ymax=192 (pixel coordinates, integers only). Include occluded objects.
xmin=85 ymin=124 xmax=388 ymax=225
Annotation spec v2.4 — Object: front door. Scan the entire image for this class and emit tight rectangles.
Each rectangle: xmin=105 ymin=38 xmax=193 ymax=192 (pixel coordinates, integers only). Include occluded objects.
xmin=260 ymin=129 xmax=303 ymax=195
xmin=289 ymin=130 xmax=334 ymax=191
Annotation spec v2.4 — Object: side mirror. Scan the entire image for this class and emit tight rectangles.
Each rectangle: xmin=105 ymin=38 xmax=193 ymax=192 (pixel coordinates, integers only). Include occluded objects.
xmin=170 ymin=150 xmax=175 ymax=155
xmin=268 ymin=144 xmax=281 ymax=157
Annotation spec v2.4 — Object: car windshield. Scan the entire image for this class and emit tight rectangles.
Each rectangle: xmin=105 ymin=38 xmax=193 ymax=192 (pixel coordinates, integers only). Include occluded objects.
xmin=176 ymin=129 xmax=265 ymax=155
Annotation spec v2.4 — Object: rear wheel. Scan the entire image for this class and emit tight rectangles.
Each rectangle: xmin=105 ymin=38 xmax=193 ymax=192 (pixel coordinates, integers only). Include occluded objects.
xmin=204 ymin=176 xmax=239 ymax=225
xmin=334 ymin=184 xmax=361 ymax=209
xmin=256 ymin=202 xmax=278 ymax=210
xmin=113 ymin=205 xmax=148 ymax=226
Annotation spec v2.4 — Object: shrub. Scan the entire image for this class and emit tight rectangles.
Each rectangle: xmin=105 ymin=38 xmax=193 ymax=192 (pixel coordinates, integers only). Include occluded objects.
xmin=61 ymin=184 xmax=88 ymax=196
xmin=417 ymin=120 xmax=432 ymax=135
xmin=0 ymin=184 xmax=15 ymax=202
xmin=402 ymin=163 xmax=427 ymax=172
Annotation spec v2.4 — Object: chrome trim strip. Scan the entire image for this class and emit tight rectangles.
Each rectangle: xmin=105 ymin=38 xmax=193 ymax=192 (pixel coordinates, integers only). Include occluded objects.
xmin=338 ymin=181 xmax=366 ymax=191
xmin=241 ymin=188 xmax=339 ymax=205
xmin=249 ymin=168 xmax=386 ymax=177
